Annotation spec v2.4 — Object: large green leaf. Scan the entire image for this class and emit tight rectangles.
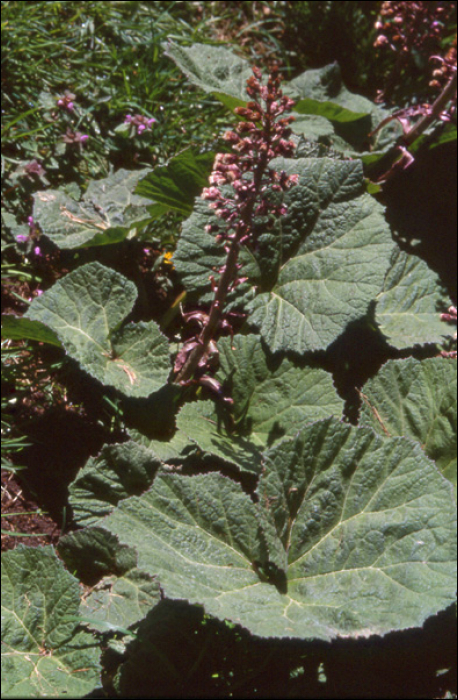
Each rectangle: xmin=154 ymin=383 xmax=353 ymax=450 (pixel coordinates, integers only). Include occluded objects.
xmin=289 ymin=112 xmax=344 ymax=145
xmin=33 ymin=168 xmax=152 ymax=249
xmin=135 ymin=148 xmax=215 ymax=219
xmin=25 ymin=262 xmax=171 ymax=397
xmin=58 ymin=527 xmax=138 ymax=581
xmin=1 ymin=545 xmax=101 ymax=698
xmin=285 ymin=63 xmax=402 ymax=155
xmin=168 ymin=335 xmax=344 ymax=473
xmin=80 ymin=568 xmax=160 ymax=636
xmin=375 ymin=249 xmax=451 ymax=348
xmin=294 ymin=98 xmax=369 ymax=124
xmin=59 ymin=528 xmax=160 ymax=637
xmin=69 ymin=441 xmax=162 ymax=526
xmin=129 ymin=427 xmax=198 ymax=464
xmin=164 ymin=41 xmax=252 ymax=111
xmin=1 ymin=314 xmax=61 ymax=347
xmin=216 ymin=334 xmax=344 ymax=442
xmin=100 ymin=419 xmax=457 ymax=640
xmin=359 ymin=357 xmax=457 ymax=494
xmin=286 ymin=63 xmax=378 ymax=119
xmin=176 ymin=400 xmax=262 ymax=473
xmin=246 ymin=156 xmax=395 ymax=353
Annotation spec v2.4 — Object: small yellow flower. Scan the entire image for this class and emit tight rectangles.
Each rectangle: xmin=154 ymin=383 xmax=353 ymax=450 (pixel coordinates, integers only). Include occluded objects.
xmin=163 ymin=251 xmax=174 ymax=267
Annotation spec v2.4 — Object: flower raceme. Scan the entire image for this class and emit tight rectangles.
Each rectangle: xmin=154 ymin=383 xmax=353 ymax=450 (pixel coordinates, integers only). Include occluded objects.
xmin=174 ymin=65 xmax=298 ymax=391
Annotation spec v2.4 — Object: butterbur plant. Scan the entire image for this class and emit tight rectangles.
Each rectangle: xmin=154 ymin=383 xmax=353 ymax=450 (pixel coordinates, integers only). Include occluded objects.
xmin=174 ymin=66 xmax=298 ymax=389
xmin=1 ymin=43 xmax=457 ymax=699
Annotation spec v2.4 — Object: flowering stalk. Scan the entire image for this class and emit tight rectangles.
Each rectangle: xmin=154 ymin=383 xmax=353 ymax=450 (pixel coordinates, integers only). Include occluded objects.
xmin=371 ymin=2 xmax=457 ymax=182
xmin=374 ymin=1 xmax=457 ymax=105
xmin=440 ymin=305 xmax=457 ymax=358
xmin=174 ymin=66 xmax=298 ymax=388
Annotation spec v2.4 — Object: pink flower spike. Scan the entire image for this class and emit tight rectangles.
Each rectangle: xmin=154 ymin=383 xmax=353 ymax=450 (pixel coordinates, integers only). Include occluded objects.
xmin=147 ymin=118 xmax=157 ymax=126
xmin=34 ymin=246 xmax=42 ymax=256
xmin=137 ymin=124 xmax=146 ymax=133
xmin=16 ymin=234 xmax=28 ymax=243
xmin=79 ymin=134 xmax=89 ymax=142
xmin=124 ymin=115 xmax=132 ymax=123
xmin=27 ymin=216 xmax=34 ymax=227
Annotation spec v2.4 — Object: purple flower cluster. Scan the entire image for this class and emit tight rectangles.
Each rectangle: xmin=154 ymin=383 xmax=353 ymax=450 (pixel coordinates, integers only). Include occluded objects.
xmin=124 ymin=114 xmax=157 ymax=135
xmin=201 ymin=66 xmax=297 ymax=253
xmin=23 ymin=160 xmax=47 ymax=180
xmin=441 ymin=306 xmax=457 ymax=358
xmin=56 ymin=90 xmax=76 ymax=112
xmin=374 ymin=1 xmax=457 ymax=107
xmin=16 ymin=217 xmax=42 ymax=256
xmin=63 ymin=128 xmax=89 ymax=145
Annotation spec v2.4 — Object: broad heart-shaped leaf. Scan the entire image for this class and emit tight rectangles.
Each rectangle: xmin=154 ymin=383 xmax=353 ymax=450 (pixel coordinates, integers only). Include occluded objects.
xmin=216 ymin=334 xmax=344 ymax=442
xmin=33 ymin=168 xmax=152 ymax=249
xmin=135 ymin=148 xmax=215 ymax=219
xmin=1 ymin=545 xmax=101 ymax=698
xmin=99 ymin=420 xmax=457 ymax=640
xmin=374 ymin=248 xmax=451 ymax=348
xmin=359 ymin=357 xmax=457 ymax=495
xmin=69 ymin=441 xmax=162 ymax=526
xmin=25 ymin=262 xmax=171 ymax=397
xmin=246 ymin=156 xmax=396 ymax=353
xmin=164 ymin=40 xmax=252 ymax=110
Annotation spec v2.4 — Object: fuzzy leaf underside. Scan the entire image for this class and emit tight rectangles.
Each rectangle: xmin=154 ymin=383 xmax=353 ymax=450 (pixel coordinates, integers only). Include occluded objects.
xmin=360 ymin=357 xmax=457 ymax=494
xmin=25 ymin=262 xmax=171 ymax=397
xmin=1 ymin=546 xmax=101 ymax=698
xmin=33 ymin=168 xmax=152 ymax=249
xmin=99 ymin=419 xmax=457 ymax=641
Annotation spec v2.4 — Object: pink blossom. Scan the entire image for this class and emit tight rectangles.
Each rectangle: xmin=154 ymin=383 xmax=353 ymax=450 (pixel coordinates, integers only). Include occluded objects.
xmin=124 ymin=114 xmax=157 ymax=135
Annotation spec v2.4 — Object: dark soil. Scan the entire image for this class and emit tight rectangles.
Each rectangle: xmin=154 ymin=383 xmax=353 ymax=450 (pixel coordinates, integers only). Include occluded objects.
xmin=1 ymin=467 xmax=61 ymax=551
